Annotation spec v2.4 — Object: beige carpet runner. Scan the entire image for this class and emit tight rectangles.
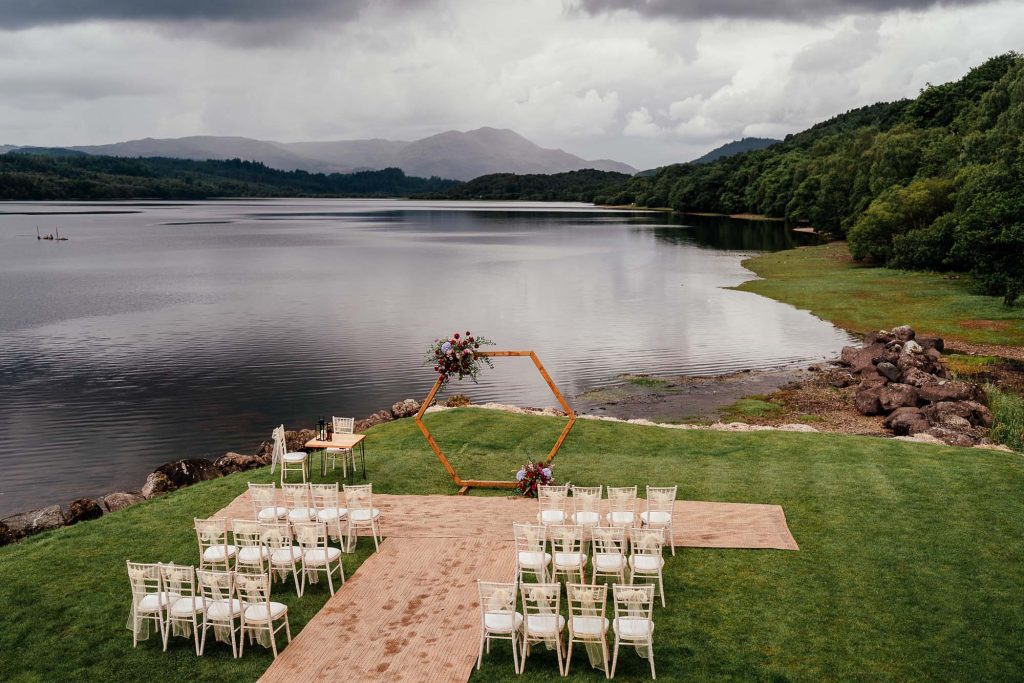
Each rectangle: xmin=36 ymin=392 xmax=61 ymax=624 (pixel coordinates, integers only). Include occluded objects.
xmin=213 ymin=492 xmax=798 ymax=681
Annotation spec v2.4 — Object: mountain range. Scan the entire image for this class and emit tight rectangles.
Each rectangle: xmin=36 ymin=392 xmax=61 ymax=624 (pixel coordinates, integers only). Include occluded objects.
xmin=5 ymin=128 xmax=637 ymax=181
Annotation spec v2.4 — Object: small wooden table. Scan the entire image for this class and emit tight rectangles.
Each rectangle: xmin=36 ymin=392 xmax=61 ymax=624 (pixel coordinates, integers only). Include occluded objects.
xmin=304 ymin=434 xmax=367 ymax=481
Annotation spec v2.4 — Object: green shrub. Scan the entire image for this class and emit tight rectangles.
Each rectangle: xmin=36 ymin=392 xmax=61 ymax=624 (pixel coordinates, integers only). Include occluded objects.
xmin=986 ymin=383 xmax=1024 ymax=451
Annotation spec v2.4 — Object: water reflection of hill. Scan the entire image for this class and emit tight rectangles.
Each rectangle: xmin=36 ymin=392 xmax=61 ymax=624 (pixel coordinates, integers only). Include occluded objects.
xmin=635 ymin=213 xmax=819 ymax=252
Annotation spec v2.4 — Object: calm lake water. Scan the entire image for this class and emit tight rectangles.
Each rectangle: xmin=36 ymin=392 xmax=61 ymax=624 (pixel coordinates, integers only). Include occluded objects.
xmin=0 ymin=199 xmax=853 ymax=515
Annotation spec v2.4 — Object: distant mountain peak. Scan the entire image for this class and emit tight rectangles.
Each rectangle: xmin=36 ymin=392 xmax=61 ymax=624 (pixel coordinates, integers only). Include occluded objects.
xmin=691 ymin=137 xmax=780 ymax=164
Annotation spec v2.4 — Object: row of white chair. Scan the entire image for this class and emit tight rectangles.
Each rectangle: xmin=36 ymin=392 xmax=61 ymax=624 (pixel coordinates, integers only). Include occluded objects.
xmin=248 ymin=481 xmax=382 ymax=552
xmin=127 ymin=562 xmax=291 ymax=659
xmin=477 ymin=580 xmax=658 ymax=678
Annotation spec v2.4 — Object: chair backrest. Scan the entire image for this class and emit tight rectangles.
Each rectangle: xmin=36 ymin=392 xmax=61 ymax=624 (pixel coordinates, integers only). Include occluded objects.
xmin=249 ymin=482 xmax=278 ymax=515
xmin=549 ymin=524 xmax=584 ymax=556
xmin=629 ymin=527 xmax=664 ymax=557
xmin=194 ymin=517 xmax=230 ymax=555
xmin=567 ymin=582 xmax=608 ymax=621
xmin=646 ymin=485 xmax=677 ymax=514
xmin=126 ymin=561 xmax=163 ymax=603
xmin=333 ymin=416 xmax=355 ymax=434
xmin=270 ymin=425 xmax=286 ymax=472
xmin=571 ymin=485 xmax=602 ymax=515
xmin=236 ymin=571 xmax=271 ymax=607
xmin=513 ymin=523 xmax=547 ymax=554
xmin=282 ymin=482 xmax=310 ymax=509
xmin=233 ymin=519 xmax=265 ymax=571
xmin=259 ymin=521 xmax=293 ymax=551
xmin=309 ymin=483 xmax=340 ymax=511
xmin=538 ymin=484 xmax=569 ymax=513
xmin=343 ymin=483 xmax=373 ymax=512
xmin=196 ymin=569 xmax=235 ymax=608
xmin=293 ymin=521 xmax=328 ymax=551
xmin=607 ymin=486 xmax=638 ymax=514
xmin=478 ymin=580 xmax=518 ymax=624
xmin=591 ymin=526 xmax=626 ymax=557
xmin=160 ymin=563 xmax=196 ymax=599
xmin=521 ymin=582 xmax=561 ymax=619
xmin=612 ymin=583 xmax=655 ymax=623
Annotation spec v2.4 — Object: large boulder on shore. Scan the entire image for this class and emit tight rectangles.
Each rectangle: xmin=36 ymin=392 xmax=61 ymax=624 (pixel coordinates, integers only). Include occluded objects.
xmin=1 ymin=505 xmax=64 ymax=537
xmin=884 ymin=407 xmax=932 ymax=435
xmin=0 ymin=521 xmax=18 ymax=546
xmin=840 ymin=343 xmax=886 ymax=374
xmin=879 ymin=383 xmax=920 ymax=412
xmin=891 ymin=325 xmax=916 ymax=342
xmin=142 ymin=458 xmax=222 ymax=498
xmin=391 ymin=398 xmax=421 ymax=419
xmin=214 ymin=452 xmax=264 ymax=475
xmin=918 ymin=380 xmax=986 ymax=404
xmin=355 ymin=410 xmax=394 ymax=433
xmin=101 ymin=491 xmax=144 ymax=512
xmin=876 ymin=362 xmax=901 ymax=382
xmin=64 ymin=498 xmax=104 ymax=525
xmin=899 ymin=367 xmax=938 ymax=388
xmin=854 ymin=385 xmax=885 ymax=415
xmin=922 ymin=400 xmax=993 ymax=429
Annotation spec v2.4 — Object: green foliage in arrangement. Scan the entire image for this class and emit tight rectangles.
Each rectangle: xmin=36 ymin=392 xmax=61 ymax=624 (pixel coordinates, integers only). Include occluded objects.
xmin=2 ymin=409 xmax=1024 ymax=681
xmin=619 ymin=53 xmax=1024 ymax=304
xmin=0 ymin=154 xmax=460 ymax=200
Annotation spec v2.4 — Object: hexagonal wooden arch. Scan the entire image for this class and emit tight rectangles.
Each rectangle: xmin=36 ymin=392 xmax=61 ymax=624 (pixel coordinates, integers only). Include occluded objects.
xmin=414 ymin=350 xmax=576 ymax=494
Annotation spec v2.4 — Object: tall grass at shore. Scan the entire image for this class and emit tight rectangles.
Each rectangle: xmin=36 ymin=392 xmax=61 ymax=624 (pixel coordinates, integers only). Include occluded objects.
xmin=988 ymin=384 xmax=1024 ymax=452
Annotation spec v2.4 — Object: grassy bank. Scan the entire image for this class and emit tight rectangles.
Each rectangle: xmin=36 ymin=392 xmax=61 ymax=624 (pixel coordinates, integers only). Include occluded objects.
xmin=734 ymin=242 xmax=1024 ymax=349
xmin=2 ymin=409 xmax=1024 ymax=681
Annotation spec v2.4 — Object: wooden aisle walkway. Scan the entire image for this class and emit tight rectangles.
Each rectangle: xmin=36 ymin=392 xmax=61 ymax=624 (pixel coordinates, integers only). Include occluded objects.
xmin=208 ymin=492 xmax=798 ymax=682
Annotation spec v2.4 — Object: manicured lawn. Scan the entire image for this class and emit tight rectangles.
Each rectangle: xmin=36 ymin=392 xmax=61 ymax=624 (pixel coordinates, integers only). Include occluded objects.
xmin=734 ymin=242 xmax=1024 ymax=347
xmin=2 ymin=409 xmax=1023 ymax=681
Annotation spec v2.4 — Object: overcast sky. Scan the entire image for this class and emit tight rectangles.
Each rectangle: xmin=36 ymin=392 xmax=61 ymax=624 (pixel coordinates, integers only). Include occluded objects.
xmin=0 ymin=0 xmax=1021 ymax=168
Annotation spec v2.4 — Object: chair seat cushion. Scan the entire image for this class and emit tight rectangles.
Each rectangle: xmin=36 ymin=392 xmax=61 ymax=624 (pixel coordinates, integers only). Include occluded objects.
xmin=594 ymin=554 xmax=626 ymax=571
xmin=570 ymin=615 xmax=609 ymax=636
xmin=640 ymin=511 xmax=672 ymax=526
xmin=206 ymin=599 xmax=243 ymax=620
xmin=257 ymin=506 xmax=288 ymax=522
xmin=325 ymin=447 xmax=352 ymax=453
xmin=243 ymin=601 xmax=287 ymax=622
xmin=317 ymin=508 xmax=348 ymax=522
xmin=303 ymin=547 xmax=342 ymax=566
xmin=606 ymin=511 xmax=635 ymax=526
xmin=614 ymin=617 xmax=654 ymax=639
xmin=170 ymin=596 xmax=205 ymax=616
xmin=538 ymin=510 xmax=566 ymax=524
xmin=572 ymin=511 xmax=600 ymax=526
xmin=629 ymin=555 xmax=665 ymax=572
xmin=484 ymin=611 xmax=524 ymax=634
xmin=138 ymin=591 xmax=180 ymax=612
xmin=348 ymin=508 xmax=380 ymax=522
xmin=526 ymin=614 xmax=566 ymax=636
xmin=237 ymin=546 xmax=270 ymax=564
xmin=270 ymin=546 xmax=303 ymax=565
xmin=517 ymin=551 xmax=551 ymax=569
xmin=282 ymin=452 xmax=307 ymax=463
xmin=553 ymin=552 xmax=586 ymax=569
xmin=202 ymin=545 xmax=237 ymax=562
xmin=287 ymin=507 xmax=316 ymax=523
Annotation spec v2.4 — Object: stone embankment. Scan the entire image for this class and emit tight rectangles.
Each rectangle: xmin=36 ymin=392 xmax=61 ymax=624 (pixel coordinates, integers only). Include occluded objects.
xmin=0 ymin=398 xmax=423 ymax=547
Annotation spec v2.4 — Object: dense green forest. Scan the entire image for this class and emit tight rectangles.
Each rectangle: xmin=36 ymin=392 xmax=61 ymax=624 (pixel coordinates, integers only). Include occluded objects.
xmin=0 ymin=153 xmax=459 ymax=200
xmin=611 ymin=53 xmax=1024 ymax=304
xmin=442 ymin=169 xmax=628 ymax=202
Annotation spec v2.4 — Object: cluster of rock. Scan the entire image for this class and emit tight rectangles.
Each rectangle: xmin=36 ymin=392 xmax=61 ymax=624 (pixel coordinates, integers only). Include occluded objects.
xmin=0 ymin=397 xmax=423 ymax=546
xmin=833 ymin=325 xmax=993 ymax=446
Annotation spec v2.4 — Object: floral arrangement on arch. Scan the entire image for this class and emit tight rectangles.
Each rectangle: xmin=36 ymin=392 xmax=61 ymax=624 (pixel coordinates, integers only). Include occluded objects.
xmin=515 ymin=459 xmax=553 ymax=498
xmin=425 ymin=330 xmax=495 ymax=387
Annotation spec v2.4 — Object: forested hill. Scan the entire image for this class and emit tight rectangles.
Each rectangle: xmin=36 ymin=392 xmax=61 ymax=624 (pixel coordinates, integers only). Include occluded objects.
xmin=442 ymin=169 xmax=629 ymax=202
xmin=0 ymin=153 xmax=459 ymax=200
xmin=691 ymin=137 xmax=780 ymax=164
xmin=611 ymin=53 xmax=1024 ymax=304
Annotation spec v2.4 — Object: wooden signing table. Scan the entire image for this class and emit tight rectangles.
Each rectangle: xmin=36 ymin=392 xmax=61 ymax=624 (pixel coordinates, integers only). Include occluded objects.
xmin=304 ymin=434 xmax=367 ymax=482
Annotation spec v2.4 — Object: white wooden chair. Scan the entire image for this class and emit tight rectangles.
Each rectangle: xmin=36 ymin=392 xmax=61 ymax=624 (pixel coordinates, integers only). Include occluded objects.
xmin=520 ymin=582 xmax=567 ymax=676
xmin=282 ymin=483 xmax=316 ymax=524
xmin=196 ymin=569 xmax=243 ymax=658
xmin=628 ymin=528 xmax=666 ymax=607
xmin=294 ymin=521 xmax=345 ymax=595
xmin=571 ymin=485 xmax=603 ymax=538
xmin=343 ymin=483 xmax=381 ymax=551
xmin=611 ymin=583 xmax=656 ymax=679
xmin=162 ymin=563 xmax=203 ymax=655
xmin=476 ymin=580 xmax=523 ymax=674
xmin=310 ymin=483 xmax=348 ymax=550
xmin=641 ymin=485 xmax=677 ymax=556
xmin=237 ymin=572 xmax=292 ymax=659
xmin=261 ymin=521 xmax=304 ymax=596
xmin=537 ymin=483 xmax=570 ymax=526
xmin=326 ymin=416 xmax=357 ymax=476
xmin=232 ymin=519 xmax=269 ymax=575
xmin=513 ymin=523 xmax=550 ymax=583
xmin=549 ymin=524 xmax=587 ymax=584
xmin=271 ymin=425 xmax=308 ymax=484
xmin=249 ymin=482 xmax=287 ymax=523
xmin=194 ymin=517 xmax=236 ymax=571
xmin=591 ymin=526 xmax=627 ymax=584
xmin=126 ymin=561 xmax=176 ymax=649
xmin=606 ymin=486 xmax=638 ymax=528
xmin=565 ymin=582 xmax=610 ymax=678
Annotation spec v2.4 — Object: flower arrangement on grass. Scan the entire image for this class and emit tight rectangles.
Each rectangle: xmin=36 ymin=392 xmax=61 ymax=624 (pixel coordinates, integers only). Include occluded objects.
xmin=426 ymin=330 xmax=495 ymax=387
xmin=515 ymin=459 xmax=554 ymax=498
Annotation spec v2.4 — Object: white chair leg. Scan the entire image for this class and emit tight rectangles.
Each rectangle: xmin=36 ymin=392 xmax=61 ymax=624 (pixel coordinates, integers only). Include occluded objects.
xmin=611 ymin=636 xmax=619 ymax=678
xmin=512 ymin=630 xmax=521 ymax=674
xmin=238 ymin=619 xmax=246 ymax=658
xmin=649 ymin=640 xmax=656 ymax=679
xmin=565 ymin=637 xmax=574 ymax=677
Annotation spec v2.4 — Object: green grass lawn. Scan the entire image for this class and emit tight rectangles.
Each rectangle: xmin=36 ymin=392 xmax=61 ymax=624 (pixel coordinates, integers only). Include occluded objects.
xmin=734 ymin=242 xmax=1024 ymax=348
xmin=2 ymin=409 xmax=1024 ymax=681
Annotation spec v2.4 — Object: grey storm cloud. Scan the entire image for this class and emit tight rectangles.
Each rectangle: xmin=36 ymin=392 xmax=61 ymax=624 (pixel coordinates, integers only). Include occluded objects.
xmin=577 ymin=0 xmax=996 ymax=21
